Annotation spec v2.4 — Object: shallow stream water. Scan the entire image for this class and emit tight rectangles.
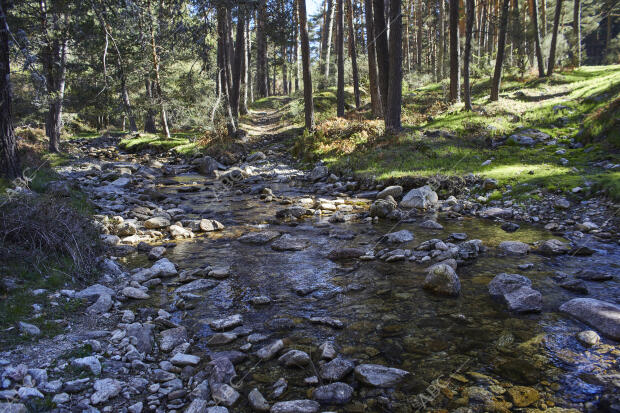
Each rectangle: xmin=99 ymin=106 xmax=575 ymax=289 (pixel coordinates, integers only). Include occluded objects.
xmin=122 ymin=171 xmax=619 ymax=412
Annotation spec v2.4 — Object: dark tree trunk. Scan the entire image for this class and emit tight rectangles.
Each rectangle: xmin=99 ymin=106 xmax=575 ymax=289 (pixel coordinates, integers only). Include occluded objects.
xmin=490 ymin=0 xmax=510 ymax=101
xmin=144 ymin=79 xmax=157 ymax=133
xmin=373 ymin=0 xmax=389 ymax=115
xmin=449 ymin=0 xmax=460 ymax=102
xmin=572 ymin=0 xmax=580 ymax=67
xmin=147 ymin=0 xmax=170 ymax=139
xmin=336 ymin=0 xmax=345 ymax=117
xmin=298 ymin=0 xmax=315 ymax=130
xmin=0 ymin=0 xmax=19 ymax=179
xmin=256 ymin=0 xmax=268 ymax=97
xmin=416 ymin=0 xmax=423 ymax=71
xmin=321 ymin=0 xmax=335 ymax=88
xmin=347 ymin=0 xmax=360 ymax=109
xmin=282 ymin=44 xmax=288 ymax=95
xmin=120 ymin=77 xmax=137 ymax=132
xmin=241 ymin=15 xmax=250 ymax=114
xmin=532 ymin=0 xmax=545 ymax=77
xmin=547 ymin=0 xmax=562 ymax=76
xmin=385 ymin=0 xmax=402 ymax=132
xmin=364 ymin=0 xmax=382 ymax=117
xmin=463 ymin=0 xmax=474 ymax=110
xmin=437 ymin=0 xmax=445 ymax=81
xmin=231 ymin=7 xmax=245 ymax=120
xmin=294 ymin=0 xmax=300 ymax=92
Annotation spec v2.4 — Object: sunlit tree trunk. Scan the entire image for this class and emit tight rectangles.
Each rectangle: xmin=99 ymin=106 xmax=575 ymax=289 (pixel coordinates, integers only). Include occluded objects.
xmin=546 ymin=0 xmax=562 ymax=75
xmin=531 ymin=0 xmax=545 ymax=76
xmin=385 ymin=0 xmax=402 ymax=132
xmin=298 ymin=0 xmax=315 ymax=130
xmin=346 ymin=0 xmax=360 ymax=108
xmin=373 ymin=0 xmax=389 ymax=114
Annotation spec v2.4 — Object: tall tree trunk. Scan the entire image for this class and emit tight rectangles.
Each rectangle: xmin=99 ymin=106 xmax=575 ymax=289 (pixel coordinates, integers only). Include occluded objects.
xmin=416 ymin=0 xmax=423 ymax=71
xmin=336 ymin=0 xmax=345 ymax=117
xmin=282 ymin=44 xmax=288 ymax=95
xmin=490 ymin=0 xmax=510 ymax=100
xmin=256 ymin=0 xmax=268 ymax=97
xmin=546 ymin=0 xmax=562 ymax=76
xmin=364 ymin=0 xmax=382 ymax=117
xmin=572 ymin=0 xmax=580 ymax=67
xmin=241 ymin=15 xmax=250 ymax=114
xmin=298 ymin=0 xmax=315 ymax=130
xmin=120 ymin=77 xmax=137 ymax=132
xmin=531 ymin=0 xmax=545 ymax=76
xmin=144 ymin=79 xmax=157 ymax=133
xmin=437 ymin=0 xmax=445 ymax=81
xmin=540 ymin=0 xmax=546 ymax=36
xmin=321 ymin=0 xmax=335 ymax=88
xmin=46 ymin=35 xmax=67 ymax=153
xmin=347 ymin=0 xmax=360 ymax=108
xmin=294 ymin=0 xmax=300 ymax=92
xmin=231 ymin=7 xmax=245 ymax=120
xmin=386 ymin=0 xmax=402 ymax=132
xmin=373 ymin=0 xmax=389 ymax=115
xmin=449 ymin=0 xmax=460 ymax=102
xmin=463 ymin=0 xmax=474 ymax=110
xmin=147 ymin=0 xmax=170 ymax=139
xmin=0 ymin=0 xmax=19 ymax=179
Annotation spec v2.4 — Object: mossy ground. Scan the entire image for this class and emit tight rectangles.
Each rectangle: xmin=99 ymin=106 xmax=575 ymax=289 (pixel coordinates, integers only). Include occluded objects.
xmin=255 ymin=65 xmax=620 ymax=201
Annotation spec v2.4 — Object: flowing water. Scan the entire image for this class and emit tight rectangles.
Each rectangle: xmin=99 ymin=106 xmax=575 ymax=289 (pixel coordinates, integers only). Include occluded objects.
xmin=120 ymin=170 xmax=619 ymax=412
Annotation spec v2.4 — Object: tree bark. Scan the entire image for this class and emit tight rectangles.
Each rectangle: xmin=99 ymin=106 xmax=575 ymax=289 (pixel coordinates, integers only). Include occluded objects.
xmin=490 ymin=0 xmax=510 ymax=101
xmin=546 ymin=0 xmax=562 ymax=76
xmin=364 ymin=0 xmax=382 ymax=117
xmin=416 ymin=0 xmax=423 ymax=71
xmin=298 ymin=0 xmax=315 ymax=130
xmin=256 ymin=0 xmax=268 ymax=97
xmin=241 ymin=15 xmax=250 ymax=114
xmin=386 ymin=0 xmax=402 ymax=132
xmin=463 ymin=0 xmax=474 ymax=110
xmin=321 ymin=0 xmax=335 ymax=88
xmin=373 ymin=0 xmax=389 ymax=115
xmin=347 ymin=0 xmax=360 ymax=108
xmin=336 ymin=0 xmax=345 ymax=117
xmin=144 ymin=79 xmax=157 ymax=133
xmin=437 ymin=0 xmax=445 ymax=81
xmin=120 ymin=78 xmax=137 ymax=132
xmin=540 ymin=0 xmax=546 ymax=36
xmin=449 ymin=0 xmax=460 ymax=102
xmin=572 ymin=0 xmax=580 ymax=67
xmin=531 ymin=0 xmax=545 ymax=77
xmin=231 ymin=7 xmax=245 ymax=120
xmin=0 ymin=0 xmax=19 ymax=179
xmin=147 ymin=0 xmax=170 ymax=139
xmin=294 ymin=0 xmax=300 ymax=92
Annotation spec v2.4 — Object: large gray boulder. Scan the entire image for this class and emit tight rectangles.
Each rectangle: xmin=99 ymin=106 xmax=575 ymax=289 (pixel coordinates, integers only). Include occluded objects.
xmin=488 ymin=273 xmax=542 ymax=313
xmin=369 ymin=198 xmax=397 ymax=218
xmin=400 ymin=185 xmax=438 ymax=209
xmin=560 ymin=298 xmax=620 ymax=339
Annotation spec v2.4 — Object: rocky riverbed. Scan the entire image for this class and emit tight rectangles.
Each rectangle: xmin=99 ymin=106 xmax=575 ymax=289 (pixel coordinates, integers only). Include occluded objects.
xmin=0 ymin=129 xmax=618 ymax=413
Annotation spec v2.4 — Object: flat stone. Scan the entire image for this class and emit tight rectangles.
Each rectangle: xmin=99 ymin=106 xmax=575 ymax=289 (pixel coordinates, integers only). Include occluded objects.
xmin=538 ymin=239 xmax=571 ymax=255
xmin=75 ymin=284 xmax=115 ymax=300
xmin=238 ymin=230 xmax=280 ymax=244
xmin=270 ymin=400 xmax=320 ymax=413
xmin=210 ymin=314 xmax=243 ymax=331
xmin=159 ymin=327 xmax=188 ymax=351
xmin=122 ymin=287 xmax=150 ymax=299
xmin=313 ymin=382 xmax=354 ymax=405
xmin=354 ymin=364 xmax=410 ymax=387
xmin=170 ymin=353 xmax=201 ymax=366
xmin=278 ymin=350 xmax=311 ymax=367
xmin=256 ymin=339 xmax=285 ymax=360
xmin=383 ymin=230 xmax=414 ymax=244
xmin=144 ymin=216 xmax=170 ymax=229
xmin=319 ymin=357 xmax=354 ymax=381
xmin=271 ymin=234 xmax=310 ymax=251
xmin=507 ymin=386 xmax=540 ymax=407
xmin=176 ymin=279 xmax=218 ymax=293
xmin=91 ymin=378 xmax=122 ymax=404
xmin=560 ymin=298 xmax=620 ymax=339
xmin=499 ymin=241 xmax=530 ymax=255
xmin=18 ymin=321 xmax=41 ymax=336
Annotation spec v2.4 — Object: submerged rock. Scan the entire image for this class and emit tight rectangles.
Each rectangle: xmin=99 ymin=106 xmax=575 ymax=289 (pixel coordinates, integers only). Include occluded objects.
xmin=354 ymin=364 xmax=410 ymax=387
xmin=423 ymin=264 xmax=461 ymax=296
xmin=499 ymin=241 xmax=530 ymax=255
xmin=238 ymin=230 xmax=281 ymax=244
xmin=313 ymin=382 xmax=353 ymax=404
xmin=560 ymin=298 xmax=620 ymax=339
xmin=489 ymin=273 xmax=541 ymax=313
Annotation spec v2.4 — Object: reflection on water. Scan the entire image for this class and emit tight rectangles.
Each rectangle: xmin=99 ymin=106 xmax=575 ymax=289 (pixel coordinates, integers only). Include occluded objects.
xmin=121 ymin=173 xmax=619 ymax=411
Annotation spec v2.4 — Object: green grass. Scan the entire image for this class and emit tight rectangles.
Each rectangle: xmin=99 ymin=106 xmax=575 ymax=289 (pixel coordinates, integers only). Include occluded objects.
xmin=119 ymin=132 xmax=203 ymax=155
xmin=287 ymin=65 xmax=620 ymax=201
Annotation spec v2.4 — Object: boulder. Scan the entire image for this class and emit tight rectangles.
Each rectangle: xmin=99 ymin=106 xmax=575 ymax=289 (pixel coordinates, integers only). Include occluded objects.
xmin=159 ymin=326 xmax=188 ymax=351
xmin=560 ymin=298 xmax=620 ymax=339
xmin=538 ymin=239 xmax=571 ymax=255
xmin=238 ymin=230 xmax=281 ymax=244
xmin=309 ymin=165 xmax=329 ymax=181
xmin=499 ymin=241 xmax=530 ymax=255
xmin=91 ymin=378 xmax=122 ymax=404
xmin=144 ymin=216 xmax=170 ymax=229
xmin=369 ymin=198 xmax=397 ymax=218
xmin=489 ymin=273 xmax=541 ymax=313
xmin=383 ymin=230 xmax=414 ymax=244
xmin=313 ymin=382 xmax=353 ymax=404
xmin=423 ymin=264 xmax=461 ymax=296
xmin=270 ymin=400 xmax=320 ymax=413
xmin=248 ymin=388 xmax=270 ymax=411
xmin=376 ymin=185 xmax=403 ymax=199
xmin=319 ymin=357 xmax=354 ymax=381
xmin=400 ymin=185 xmax=438 ymax=209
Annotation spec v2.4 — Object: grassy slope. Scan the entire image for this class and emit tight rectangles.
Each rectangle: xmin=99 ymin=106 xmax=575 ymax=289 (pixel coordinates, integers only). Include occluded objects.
xmin=262 ymin=65 xmax=619 ymax=201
